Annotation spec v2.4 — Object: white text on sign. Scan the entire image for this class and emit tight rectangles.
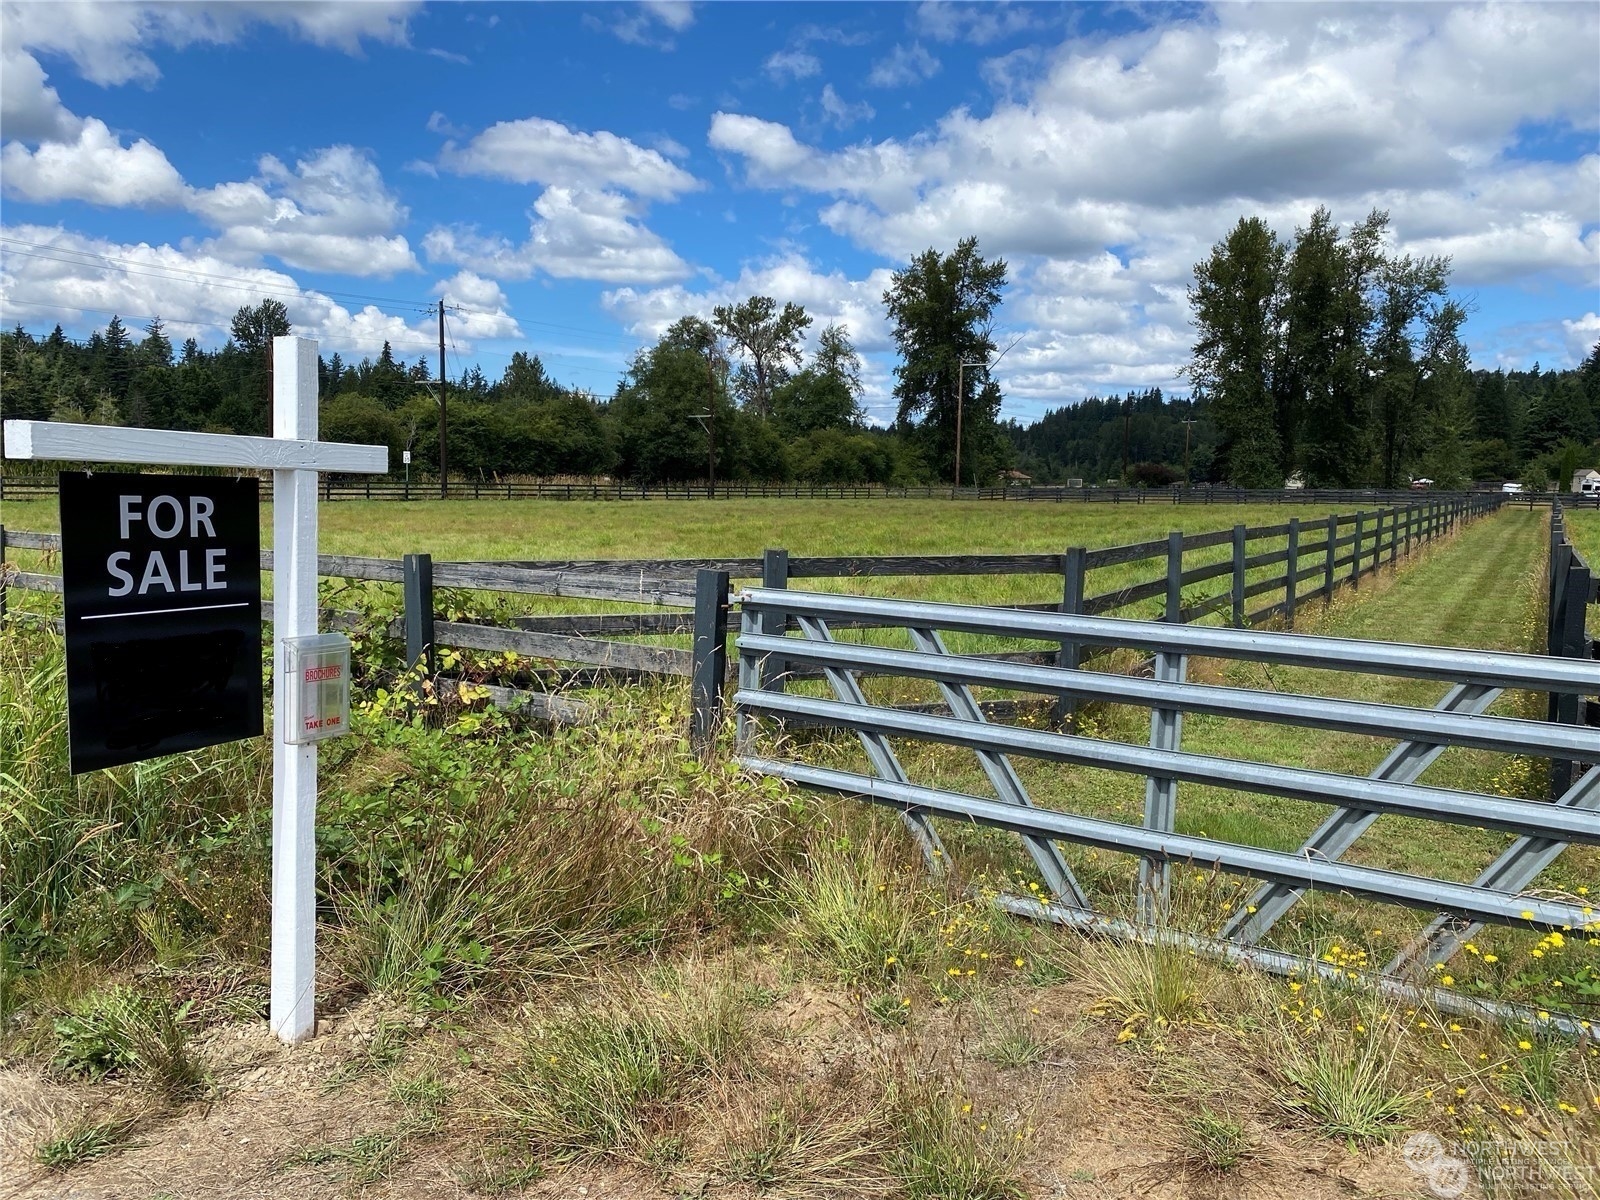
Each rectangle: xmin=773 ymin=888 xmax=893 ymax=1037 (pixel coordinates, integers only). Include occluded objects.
xmin=107 ymin=493 xmax=229 ymax=597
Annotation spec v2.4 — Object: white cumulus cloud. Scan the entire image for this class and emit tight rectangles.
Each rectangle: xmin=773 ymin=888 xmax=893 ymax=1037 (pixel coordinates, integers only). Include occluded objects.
xmin=0 ymin=223 xmax=453 ymax=360
xmin=1 ymin=118 xmax=187 ymax=207
xmin=424 ymin=186 xmax=692 ymax=285
xmin=436 ymin=116 xmax=701 ymax=200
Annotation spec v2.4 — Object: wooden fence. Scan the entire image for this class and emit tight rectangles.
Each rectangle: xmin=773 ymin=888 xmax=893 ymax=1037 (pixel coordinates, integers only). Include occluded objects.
xmin=1 ymin=496 xmax=1500 ymax=733
xmin=1547 ymin=503 xmax=1600 ymax=795
xmin=5 ymin=471 xmax=1586 ymax=508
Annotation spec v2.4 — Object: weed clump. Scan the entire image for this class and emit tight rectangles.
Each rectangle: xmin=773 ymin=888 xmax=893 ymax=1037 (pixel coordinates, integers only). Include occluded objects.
xmin=779 ymin=834 xmax=937 ymax=987
xmin=494 ymin=971 xmax=751 ymax=1163
xmin=50 ymin=985 xmax=203 ymax=1099
xmin=1275 ymin=1033 xmax=1417 ymax=1141
xmin=35 ymin=1115 xmax=139 ymax=1169
xmin=885 ymin=1071 xmax=1027 ymax=1200
xmin=1074 ymin=937 xmax=1207 ymax=1042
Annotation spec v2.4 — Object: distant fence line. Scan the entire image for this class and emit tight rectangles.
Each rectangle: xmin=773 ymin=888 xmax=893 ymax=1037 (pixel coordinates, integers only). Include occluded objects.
xmin=3 ymin=472 xmax=1591 ymax=507
xmin=2 ymin=495 xmax=1501 ymax=728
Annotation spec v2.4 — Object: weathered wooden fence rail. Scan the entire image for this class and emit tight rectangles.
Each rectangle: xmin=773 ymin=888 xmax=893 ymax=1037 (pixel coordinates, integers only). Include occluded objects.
xmin=0 ymin=495 xmax=1501 ymax=732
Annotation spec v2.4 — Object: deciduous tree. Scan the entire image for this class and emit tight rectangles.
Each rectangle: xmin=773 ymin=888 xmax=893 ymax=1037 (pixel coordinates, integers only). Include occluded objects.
xmin=712 ymin=295 xmax=810 ymax=419
xmin=883 ymin=237 xmax=1008 ymax=481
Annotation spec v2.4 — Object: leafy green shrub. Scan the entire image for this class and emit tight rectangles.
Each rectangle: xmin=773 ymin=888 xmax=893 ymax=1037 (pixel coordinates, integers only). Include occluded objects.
xmin=323 ymin=691 xmax=811 ymax=998
xmin=1 ymin=630 xmax=269 ymax=973
xmin=52 ymin=988 xmax=140 ymax=1078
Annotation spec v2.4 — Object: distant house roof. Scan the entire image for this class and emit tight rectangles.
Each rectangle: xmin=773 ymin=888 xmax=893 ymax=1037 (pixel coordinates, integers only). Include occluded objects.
xmin=1000 ymin=469 xmax=1031 ymax=481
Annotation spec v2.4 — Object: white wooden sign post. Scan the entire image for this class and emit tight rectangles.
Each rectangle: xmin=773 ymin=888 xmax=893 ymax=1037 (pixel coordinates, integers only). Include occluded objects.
xmin=3 ymin=336 xmax=388 ymax=1043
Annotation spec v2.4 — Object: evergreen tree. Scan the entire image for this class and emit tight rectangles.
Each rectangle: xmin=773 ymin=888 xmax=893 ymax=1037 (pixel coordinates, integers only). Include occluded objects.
xmin=140 ymin=317 xmax=173 ymax=368
xmin=1188 ymin=217 xmax=1284 ymax=486
xmin=771 ymin=323 xmax=864 ymax=435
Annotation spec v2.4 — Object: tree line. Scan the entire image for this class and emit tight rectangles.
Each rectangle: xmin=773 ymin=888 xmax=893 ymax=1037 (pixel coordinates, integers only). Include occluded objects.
xmin=2 ymin=219 xmax=1594 ymax=489
xmin=1188 ymin=206 xmax=1600 ymax=490
xmin=0 ymin=240 xmax=1021 ymax=487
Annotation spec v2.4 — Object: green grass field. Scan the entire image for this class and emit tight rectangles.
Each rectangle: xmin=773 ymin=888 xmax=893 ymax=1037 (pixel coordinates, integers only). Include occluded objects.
xmin=2 ymin=494 xmax=1381 ymax=559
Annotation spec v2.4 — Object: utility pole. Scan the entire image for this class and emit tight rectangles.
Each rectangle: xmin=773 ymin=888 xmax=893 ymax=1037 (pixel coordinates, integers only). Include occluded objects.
xmin=437 ymin=299 xmax=448 ymax=500
xmin=954 ymin=357 xmax=984 ymax=492
xmin=1121 ymin=397 xmax=1132 ymax=480
xmin=704 ymin=344 xmax=717 ymax=499
xmin=1181 ymin=417 xmax=1197 ymax=487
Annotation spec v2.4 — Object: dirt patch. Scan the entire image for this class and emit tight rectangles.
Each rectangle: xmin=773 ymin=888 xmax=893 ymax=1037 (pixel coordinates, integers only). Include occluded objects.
xmin=2 ymin=977 xmax=1482 ymax=1200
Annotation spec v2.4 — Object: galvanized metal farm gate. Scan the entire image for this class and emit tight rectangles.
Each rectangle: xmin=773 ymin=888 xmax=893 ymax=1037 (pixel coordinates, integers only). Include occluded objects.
xmin=731 ymin=588 xmax=1600 ymax=1030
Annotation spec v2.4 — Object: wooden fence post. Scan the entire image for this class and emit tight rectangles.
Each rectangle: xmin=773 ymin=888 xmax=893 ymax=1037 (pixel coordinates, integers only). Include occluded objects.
xmin=0 ymin=524 xmax=7 ymax=623
xmin=1550 ymin=556 xmax=1591 ymax=797
xmin=1351 ymin=512 xmax=1364 ymax=588
xmin=759 ymin=548 xmax=789 ymax=691
xmin=1057 ymin=546 xmax=1087 ymax=726
xmin=1325 ymin=514 xmax=1337 ymax=602
xmin=402 ymin=553 xmax=436 ymax=678
xmin=1230 ymin=524 xmax=1246 ymax=626
xmin=1164 ymin=537 xmax=1190 ymax=630
xmin=691 ymin=568 xmax=731 ymax=755
xmin=1285 ymin=517 xmax=1299 ymax=627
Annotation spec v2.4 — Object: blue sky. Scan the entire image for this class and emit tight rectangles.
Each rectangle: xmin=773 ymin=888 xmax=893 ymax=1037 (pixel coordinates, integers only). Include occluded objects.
xmin=2 ymin=1 xmax=1596 ymax=425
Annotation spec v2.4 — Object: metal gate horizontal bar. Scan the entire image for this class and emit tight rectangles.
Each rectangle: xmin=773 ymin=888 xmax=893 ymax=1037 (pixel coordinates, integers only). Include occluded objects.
xmin=735 ymin=633 xmax=1600 ymax=762
xmin=989 ymin=894 xmax=1588 ymax=1039
xmin=739 ymin=588 xmax=1600 ymax=693
xmin=741 ymin=757 xmax=1595 ymax=932
xmin=735 ymin=690 xmax=1600 ymax=845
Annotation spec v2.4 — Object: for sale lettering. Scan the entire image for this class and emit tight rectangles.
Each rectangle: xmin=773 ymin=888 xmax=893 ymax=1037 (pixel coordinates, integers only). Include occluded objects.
xmin=105 ymin=493 xmax=231 ymax=597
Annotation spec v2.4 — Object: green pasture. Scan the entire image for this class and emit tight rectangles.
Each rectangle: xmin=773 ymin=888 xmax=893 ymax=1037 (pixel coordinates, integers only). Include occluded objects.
xmin=2 ymin=494 xmax=1392 ymax=559
xmin=1 ymin=495 xmax=1449 ymax=634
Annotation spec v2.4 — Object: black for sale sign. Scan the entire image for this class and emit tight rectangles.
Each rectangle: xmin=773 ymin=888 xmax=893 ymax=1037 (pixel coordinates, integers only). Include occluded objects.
xmin=60 ymin=471 xmax=263 ymax=773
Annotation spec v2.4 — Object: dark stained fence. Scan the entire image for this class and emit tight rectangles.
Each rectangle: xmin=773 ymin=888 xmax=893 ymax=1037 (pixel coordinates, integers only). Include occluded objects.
xmin=0 ymin=495 xmax=1503 ymax=728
